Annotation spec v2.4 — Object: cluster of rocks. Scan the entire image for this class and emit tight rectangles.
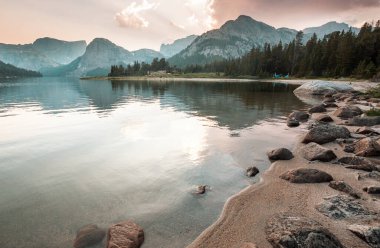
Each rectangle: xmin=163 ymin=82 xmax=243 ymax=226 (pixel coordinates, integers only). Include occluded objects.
xmin=73 ymin=221 xmax=144 ymax=248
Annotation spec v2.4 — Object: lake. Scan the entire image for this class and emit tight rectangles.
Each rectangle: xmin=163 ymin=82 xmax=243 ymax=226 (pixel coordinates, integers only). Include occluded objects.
xmin=0 ymin=78 xmax=308 ymax=248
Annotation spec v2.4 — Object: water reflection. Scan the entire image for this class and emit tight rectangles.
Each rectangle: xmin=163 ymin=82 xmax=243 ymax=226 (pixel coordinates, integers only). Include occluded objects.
xmin=0 ymin=77 xmax=307 ymax=248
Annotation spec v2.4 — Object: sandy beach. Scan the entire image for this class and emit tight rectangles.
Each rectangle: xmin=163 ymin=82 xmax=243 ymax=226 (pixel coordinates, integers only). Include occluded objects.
xmin=188 ymin=81 xmax=380 ymax=248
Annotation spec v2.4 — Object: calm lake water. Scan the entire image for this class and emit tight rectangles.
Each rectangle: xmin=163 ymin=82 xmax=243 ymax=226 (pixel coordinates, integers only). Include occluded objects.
xmin=0 ymin=78 xmax=308 ymax=248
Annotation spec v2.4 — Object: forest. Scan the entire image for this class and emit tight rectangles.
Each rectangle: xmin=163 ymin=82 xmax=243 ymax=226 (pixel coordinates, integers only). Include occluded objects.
xmin=0 ymin=60 xmax=42 ymax=78
xmin=109 ymin=58 xmax=170 ymax=77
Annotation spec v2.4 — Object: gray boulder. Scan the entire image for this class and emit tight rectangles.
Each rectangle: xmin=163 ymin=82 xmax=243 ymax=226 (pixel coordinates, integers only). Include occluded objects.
xmin=280 ymin=168 xmax=333 ymax=183
xmin=309 ymin=104 xmax=327 ymax=114
xmin=267 ymin=148 xmax=294 ymax=161
xmin=333 ymin=106 xmax=363 ymax=119
xmin=301 ymin=142 xmax=337 ymax=162
xmin=266 ymin=214 xmax=344 ymax=248
xmin=287 ymin=118 xmax=300 ymax=127
xmin=73 ymin=224 xmax=105 ymax=248
xmin=348 ymin=116 xmax=380 ymax=126
xmin=303 ymin=124 xmax=351 ymax=144
xmin=294 ymin=81 xmax=353 ymax=96
xmin=316 ymin=195 xmax=371 ymax=220
xmin=288 ymin=111 xmax=310 ymax=121
xmin=348 ymin=224 xmax=380 ymax=248
xmin=328 ymin=181 xmax=360 ymax=198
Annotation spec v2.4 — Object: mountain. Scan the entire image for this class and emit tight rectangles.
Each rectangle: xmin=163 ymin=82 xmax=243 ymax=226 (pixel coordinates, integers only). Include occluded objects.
xmin=0 ymin=38 xmax=86 ymax=71
xmin=169 ymin=16 xmax=361 ymax=67
xmin=160 ymin=35 xmax=198 ymax=58
xmin=169 ymin=15 xmax=299 ymax=67
xmin=0 ymin=60 xmax=42 ymax=77
xmin=41 ymin=38 xmax=164 ymax=77
xmin=303 ymin=21 xmax=360 ymax=38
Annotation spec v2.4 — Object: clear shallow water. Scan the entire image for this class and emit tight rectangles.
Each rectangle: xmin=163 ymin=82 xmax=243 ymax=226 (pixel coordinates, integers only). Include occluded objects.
xmin=0 ymin=78 xmax=308 ymax=248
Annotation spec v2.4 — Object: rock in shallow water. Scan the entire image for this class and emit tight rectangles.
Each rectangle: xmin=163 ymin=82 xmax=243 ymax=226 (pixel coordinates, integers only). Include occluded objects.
xmin=246 ymin=166 xmax=259 ymax=177
xmin=73 ymin=224 xmax=105 ymax=248
xmin=287 ymin=118 xmax=300 ymax=127
xmin=280 ymin=168 xmax=333 ymax=183
xmin=288 ymin=111 xmax=309 ymax=121
xmin=266 ymin=214 xmax=344 ymax=248
xmin=107 ymin=221 xmax=144 ymax=248
xmin=301 ymin=142 xmax=337 ymax=162
xmin=267 ymin=148 xmax=294 ymax=161
xmin=302 ymin=124 xmax=351 ymax=144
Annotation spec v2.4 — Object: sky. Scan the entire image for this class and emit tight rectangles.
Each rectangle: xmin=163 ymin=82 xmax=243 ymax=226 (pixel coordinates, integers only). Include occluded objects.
xmin=1 ymin=0 xmax=379 ymax=51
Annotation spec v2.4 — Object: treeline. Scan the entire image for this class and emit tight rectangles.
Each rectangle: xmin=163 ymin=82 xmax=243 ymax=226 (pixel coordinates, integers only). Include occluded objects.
xmin=184 ymin=21 xmax=380 ymax=80
xmin=109 ymin=58 xmax=171 ymax=76
xmin=0 ymin=60 xmax=42 ymax=78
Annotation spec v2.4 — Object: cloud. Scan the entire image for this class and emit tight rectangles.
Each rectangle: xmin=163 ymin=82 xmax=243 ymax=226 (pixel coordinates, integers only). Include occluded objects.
xmin=184 ymin=0 xmax=217 ymax=29
xmin=115 ymin=0 xmax=158 ymax=28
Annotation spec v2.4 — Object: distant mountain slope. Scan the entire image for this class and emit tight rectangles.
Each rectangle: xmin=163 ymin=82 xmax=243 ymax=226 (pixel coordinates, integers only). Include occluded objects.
xmin=303 ymin=21 xmax=360 ymax=38
xmin=160 ymin=35 xmax=198 ymax=58
xmin=0 ymin=38 xmax=86 ymax=71
xmin=169 ymin=15 xmax=298 ymax=67
xmin=0 ymin=60 xmax=42 ymax=77
xmin=169 ymin=16 xmax=361 ymax=67
xmin=41 ymin=38 xmax=164 ymax=77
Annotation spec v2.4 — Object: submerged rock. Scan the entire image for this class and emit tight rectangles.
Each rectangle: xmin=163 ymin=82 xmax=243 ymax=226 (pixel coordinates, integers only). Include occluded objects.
xmin=348 ymin=224 xmax=380 ymax=248
xmin=316 ymin=195 xmax=371 ymax=220
xmin=333 ymin=106 xmax=363 ymax=119
xmin=329 ymin=181 xmax=360 ymax=199
xmin=246 ymin=166 xmax=259 ymax=177
xmin=266 ymin=214 xmax=344 ymax=248
xmin=287 ymin=118 xmax=300 ymax=127
xmin=301 ymin=142 xmax=337 ymax=162
xmin=280 ymin=168 xmax=333 ymax=183
xmin=302 ymin=124 xmax=351 ymax=144
xmin=195 ymin=185 xmax=207 ymax=195
xmin=107 ymin=221 xmax=144 ymax=248
xmin=267 ymin=148 xmax=294 ymax=161
xmin=73 ymin=224 xmax=105 ymax=248
xmin=355 ymin=138 xmax=380 ymax=157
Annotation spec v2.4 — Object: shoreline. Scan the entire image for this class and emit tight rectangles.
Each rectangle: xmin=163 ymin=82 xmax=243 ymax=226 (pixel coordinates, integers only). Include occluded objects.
xmin=188 ymin=82 xmax=380 ymax=248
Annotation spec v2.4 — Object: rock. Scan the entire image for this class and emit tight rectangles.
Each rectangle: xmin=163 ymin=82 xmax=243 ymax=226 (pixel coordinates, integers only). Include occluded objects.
xmin=333 ymin=106 xmax=363 ymax=119
xmin=315 ymin=114 xmax=334 ymax=123
xmin=355 ymin=138 xmax=380 ymax=157
xmin=246 ymin=167 xmax=259 ymax=177
xmin=107 ymin=221 xmax=144 ymax=248
xmin=323 ymin=102 xmax=339 ymax=108
xmin=356 ymin=127 xmax=380 ymax=135
xmin=308 ymin=104 xmax=327 ymax=114
xmin=288 ymin=111 xmax=310 ymax=121
xmin=338 ymin=156 xmax=379 ymax=172
xmin=266 ymin=214 xmax=344 ymax=248
xmin=267 ymin=148 xmax=294 ymax=161
xmin=329 ymin=181 xmax=360 ymax=198
xmin=195 ymin=185 xmax=207 ymax=194
xmin=348 ymin=116 xmax=380 ymax=126
xmin=294 ymin=81 xmax=353 ymax=96
xmin=302 ymin=124 xmax=351 ymax=144
xmin=348 ymin=224 xmax=380 ymax=248
xmin=73 ymin=224 xmax=106 ymax=248
xmin=343 ymin=145 xmax=355 ymax=153
xmin=287 ymin=118 xmax=300 ymax=127
xmin=358 ymin=171 xmax=380 ymax=182
xmin=364 ymin=186 xmax=380 ymax=194
xmin=323 ymin=97 xmax=335 ymax=103
xmin=280 ymin=168 xmax=333 ymax=183
xmin=301 ymin=142 xmax=337 ymax=162
xmin=316 ymin=195 xmax=371 ymax=220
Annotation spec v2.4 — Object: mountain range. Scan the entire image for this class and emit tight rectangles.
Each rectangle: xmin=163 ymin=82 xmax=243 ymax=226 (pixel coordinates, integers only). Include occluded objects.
xmin=0 ymin=60 xmax=42 ymax=78
xmin=0 ymin=16 xmax=361 ymax=76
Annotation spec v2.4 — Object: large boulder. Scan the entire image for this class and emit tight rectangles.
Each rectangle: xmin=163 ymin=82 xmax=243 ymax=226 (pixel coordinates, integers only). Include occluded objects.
xmin=288 ymin=111 xmax=310 ymax=121
xmin=333 ymin=106 xmax=363 ymax=119
xmin=73 ymin=224 xmax=106 ymax=248
xmin=302 ymin=124 xmax=351 ymax=144
xmin=338 ymin=156 xmax=379 ymax=172
xmin=348 ymin=116 xmax=380 ymax=126
xmin=107 ymin=221 xmax=144 ymax=248
xmin=267 ymin=148 xmax=294 ymax=161
xmin=266 ymin=214 xmax=344 ymax=248
xmin=316 ymin=195 xmax=371 ymax=220
xmin=328 ymin=181 xmax=360 ymax=199
xmin=348 ymin=224 xmax=380 ymax=248
xmin=301 ymin=142 xmax=337 ymax=162
xmin=280 ymin=168 xmax=333 ymax=183
xmin=355 ymin=138 xmax=380 ymax=157
xmin=294 ymin=81 xmax=353 ymax=96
